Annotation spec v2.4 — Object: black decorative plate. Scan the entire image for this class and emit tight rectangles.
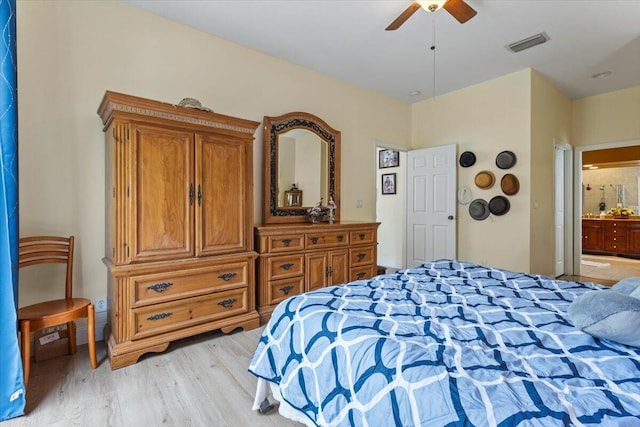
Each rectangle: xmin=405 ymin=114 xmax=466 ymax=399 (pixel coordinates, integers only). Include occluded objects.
xmin=489 ymin=195 xmax=511 ymax=216
xmin=459 ymin=151 xmax=476 ymax=167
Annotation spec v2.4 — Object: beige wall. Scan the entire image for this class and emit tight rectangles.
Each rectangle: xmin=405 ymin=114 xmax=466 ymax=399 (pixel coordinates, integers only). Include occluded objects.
xmin=411 ymin=70 xmax=532 ymax=273
xmin=16 ymin=1 xmax=411 ymax=306
xmin=529 ymin=70 xmax=572 ymax=276
xmin=572 ymin=85 xmax=640 ymax=147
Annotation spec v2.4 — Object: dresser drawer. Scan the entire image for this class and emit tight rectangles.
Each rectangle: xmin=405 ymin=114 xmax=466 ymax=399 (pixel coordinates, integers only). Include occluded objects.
xmin=306 ymin=231 xmax=349 ymax=249
xmin=266 ymin=254 xmax=305 ymax=280
xmin=350 ymin=229 xmax=376 ymax=245
xmin=130 ymin=262 xmax=249 ymax=308
xmin=604 ymin=237 xmax=627 ymax=252
xmin=265 ymin=234 xmax=305 ymax=253
xmin=349 ymin=246 xmax=375 ymax=266
xmin=267 ymin=277 xmax=304 ymax=305
xmin=350 ymin=265 xmax=377 ymax=282
xmin=132 ymin=288 xmax=248 ymax=340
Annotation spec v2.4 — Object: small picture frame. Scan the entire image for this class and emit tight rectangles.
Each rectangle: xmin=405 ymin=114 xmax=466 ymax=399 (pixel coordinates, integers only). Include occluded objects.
xmin=381 ymin=173 xmax=396 ymax=195
xmin=379 ymin=149 xmax=399 ymax=169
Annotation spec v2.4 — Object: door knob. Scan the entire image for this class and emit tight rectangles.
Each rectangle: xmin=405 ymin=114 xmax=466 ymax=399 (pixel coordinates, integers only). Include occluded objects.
xmin=448 ymin=215 xmax=454 ymax=220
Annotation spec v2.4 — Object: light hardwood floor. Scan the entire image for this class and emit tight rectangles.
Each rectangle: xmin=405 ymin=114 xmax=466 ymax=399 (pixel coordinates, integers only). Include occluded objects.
xmin=579 ymin=254 xmax=640 ymax=284
xmin=4 ymin=328 xmax=300 ymax=427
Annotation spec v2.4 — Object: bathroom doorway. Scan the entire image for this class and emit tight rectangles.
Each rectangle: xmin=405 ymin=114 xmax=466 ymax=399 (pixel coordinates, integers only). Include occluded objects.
xmin=575 ymin=141 xmax=640 ymax=284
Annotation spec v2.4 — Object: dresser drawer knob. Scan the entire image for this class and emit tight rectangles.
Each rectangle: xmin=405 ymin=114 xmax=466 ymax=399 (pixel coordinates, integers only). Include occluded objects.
xmin=280 ymin=263 xmax=294 ymax=271
xmin=147 ymin=282 xmax=173 ymax=293
xmin=218 ymin=298 xmax=237 ymax=308
xmin=218 ymin=272 xmax=237 ymax=281
xmin=358 ymin=233 xmax=365 ymax=240
xmin=147 ymin=312 xmax=172 ymax=321
xmin=310 ymin=237 xmax=319 ymax=244
xmin=337 ymin=235 xmax=344 ymax=242
xmin=357 ymin=253 xmax=366 ymax=261
xmin=279 ymin=284 xmax=294 ymax=295
xmin=281 ymin=239 xmax=292 ymax=247
xmin=356 ymin=272 xmax=366 ymax=279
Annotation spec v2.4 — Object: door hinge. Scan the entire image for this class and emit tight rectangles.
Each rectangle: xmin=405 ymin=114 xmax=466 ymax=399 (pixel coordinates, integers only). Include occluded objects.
xmin=112 ymin=187 xmax=115 ymax=198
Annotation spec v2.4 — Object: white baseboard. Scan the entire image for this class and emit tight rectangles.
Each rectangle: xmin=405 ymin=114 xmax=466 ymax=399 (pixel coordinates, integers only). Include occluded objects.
xmin=75 ymin=310 xmax=108 ymax=345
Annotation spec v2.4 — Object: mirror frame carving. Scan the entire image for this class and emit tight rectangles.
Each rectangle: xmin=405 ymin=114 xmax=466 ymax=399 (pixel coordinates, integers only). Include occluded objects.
xmin=262 ymin=112 xmax=341 ymax=224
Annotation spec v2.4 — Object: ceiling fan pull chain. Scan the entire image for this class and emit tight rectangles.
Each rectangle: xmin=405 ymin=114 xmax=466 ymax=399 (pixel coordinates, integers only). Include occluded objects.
xmin=431 ymin=14 xmax=437 ymax=98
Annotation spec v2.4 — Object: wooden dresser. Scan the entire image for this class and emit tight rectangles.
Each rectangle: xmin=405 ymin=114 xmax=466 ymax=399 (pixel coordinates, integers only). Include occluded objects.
xmin=98 ymin=91 xmax=260 ymax=368
xmin=582 ymin=217 xmax=640 ymax=258
xmin=255 ymin=221 xmax=380 ymax=323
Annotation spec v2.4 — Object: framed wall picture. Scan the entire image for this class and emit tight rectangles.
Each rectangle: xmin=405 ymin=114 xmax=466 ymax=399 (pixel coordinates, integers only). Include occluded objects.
xmin=381 ymin=173 xmax=396 ymax=195
xmin=379 ymin=149 xmax=399 ymax=168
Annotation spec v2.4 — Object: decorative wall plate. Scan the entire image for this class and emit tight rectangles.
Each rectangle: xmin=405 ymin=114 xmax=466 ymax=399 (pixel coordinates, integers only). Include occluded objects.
xmin=457 ymin=185 xmax=473 ymax=204
xmin=496 ymin=150 xmax=517 ymax=169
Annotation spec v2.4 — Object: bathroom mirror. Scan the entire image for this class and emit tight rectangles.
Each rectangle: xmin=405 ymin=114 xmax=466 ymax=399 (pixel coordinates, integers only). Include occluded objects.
xmin=262 ymin=112 xmax=340 ymax=224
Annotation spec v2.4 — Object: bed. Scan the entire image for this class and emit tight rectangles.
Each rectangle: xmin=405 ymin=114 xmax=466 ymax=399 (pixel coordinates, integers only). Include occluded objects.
xmin=248 ymin=260 xmax=640 ymax=426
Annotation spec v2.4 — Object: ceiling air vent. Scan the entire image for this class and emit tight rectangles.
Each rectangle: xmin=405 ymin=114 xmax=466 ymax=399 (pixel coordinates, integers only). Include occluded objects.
xmin=506 ymin=32 xmax=549 ymax=53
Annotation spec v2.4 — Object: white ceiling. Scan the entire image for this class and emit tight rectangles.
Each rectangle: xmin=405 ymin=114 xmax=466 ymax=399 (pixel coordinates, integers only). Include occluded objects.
xmin=123 ymin=0 xmax=640 ymax=103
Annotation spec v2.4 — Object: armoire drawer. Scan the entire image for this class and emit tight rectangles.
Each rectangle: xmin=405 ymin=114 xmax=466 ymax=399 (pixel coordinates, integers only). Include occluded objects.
xmin=306 ymin=231 xmax=349 ymax=249
xmin=267 ymin=276 xmax=304 ymax=305
xmin=132 ymin=287 xmax=248 ymax=340
xmin=130 ymin=261 xmax=249 ymax=308
xmin=349 ymin=246 xmax=375 ymax=266
xmin=266 ymin=254 xmax=305 ymax=280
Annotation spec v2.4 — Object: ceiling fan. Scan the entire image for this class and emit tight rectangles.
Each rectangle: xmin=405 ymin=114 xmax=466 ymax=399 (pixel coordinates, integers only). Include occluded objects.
xmin=386 ymin=0 xmax=477 ymax=30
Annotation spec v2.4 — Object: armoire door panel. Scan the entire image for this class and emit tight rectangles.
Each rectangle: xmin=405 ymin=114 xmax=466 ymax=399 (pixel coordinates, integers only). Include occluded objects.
xmin=197 ymin=134 xmax=247 ymax=256
xmin=132 ymin=125 xmax=194 ymax=262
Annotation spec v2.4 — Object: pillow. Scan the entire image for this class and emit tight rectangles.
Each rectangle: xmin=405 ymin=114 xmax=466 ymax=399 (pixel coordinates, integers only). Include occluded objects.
xmin=611 ymin=277 xmax=640 ymax=296
xmin=568 ymin=290 xmax=640 ymax=347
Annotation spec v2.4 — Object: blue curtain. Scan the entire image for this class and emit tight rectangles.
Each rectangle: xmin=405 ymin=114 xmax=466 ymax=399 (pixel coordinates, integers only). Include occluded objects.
xmin=0 ymin=0 xmax=25 ymax=420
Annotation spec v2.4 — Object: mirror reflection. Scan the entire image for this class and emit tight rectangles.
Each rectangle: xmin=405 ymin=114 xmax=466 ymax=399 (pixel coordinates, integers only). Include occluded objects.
xmin=277 ymin=130 xmax=328 ymax=208
xmin=262 ymin=111 xmax=341 ymax=224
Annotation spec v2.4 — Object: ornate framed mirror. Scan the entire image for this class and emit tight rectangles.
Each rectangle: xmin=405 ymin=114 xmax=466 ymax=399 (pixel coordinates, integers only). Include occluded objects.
xmin=262 ymin=112 xmax=341 ymax=224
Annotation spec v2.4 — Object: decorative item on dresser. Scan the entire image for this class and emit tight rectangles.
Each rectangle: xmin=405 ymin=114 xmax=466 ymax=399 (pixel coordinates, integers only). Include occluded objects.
xmin=256 ymin=111 xmax=379 ymax=324
xmin=97 ymin=91 xmax=261 ymax=369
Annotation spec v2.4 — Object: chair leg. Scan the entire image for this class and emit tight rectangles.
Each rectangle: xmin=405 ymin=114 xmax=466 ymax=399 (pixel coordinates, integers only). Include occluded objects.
xmin=67 ymin=321 xmax=77 ymax=355
xmin=87 ymin=304 xmax=98 ymax=369
xmin=20 ymin=320 xmax=30 ymax=387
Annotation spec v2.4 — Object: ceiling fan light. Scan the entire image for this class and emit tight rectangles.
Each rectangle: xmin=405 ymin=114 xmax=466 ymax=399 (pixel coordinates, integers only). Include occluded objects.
xmin=417 ymin=0 xmax=447 ymax=12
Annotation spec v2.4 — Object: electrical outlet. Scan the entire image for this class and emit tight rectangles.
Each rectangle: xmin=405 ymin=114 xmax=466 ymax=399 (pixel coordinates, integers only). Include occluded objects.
xmin=95 ymin=299 xmax=107 ymax=312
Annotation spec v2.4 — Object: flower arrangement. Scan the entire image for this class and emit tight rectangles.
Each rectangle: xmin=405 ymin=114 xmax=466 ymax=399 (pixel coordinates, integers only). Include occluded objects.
xmin=307 ymin=201 xmax=325 ymax=223
xmin=607 ymin=205 xmax=635 ymax=218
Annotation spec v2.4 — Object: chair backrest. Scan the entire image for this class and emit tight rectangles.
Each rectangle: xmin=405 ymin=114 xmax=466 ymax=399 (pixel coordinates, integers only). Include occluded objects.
xmin=19 ymin=235 xmax=75 ymax=299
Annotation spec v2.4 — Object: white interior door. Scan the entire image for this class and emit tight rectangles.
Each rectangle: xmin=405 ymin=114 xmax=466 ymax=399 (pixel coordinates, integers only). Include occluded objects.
xmin=405 ymin=144 xmax=457 ymax=267
xmin=555 ymin=146 xmax=565 ymax=277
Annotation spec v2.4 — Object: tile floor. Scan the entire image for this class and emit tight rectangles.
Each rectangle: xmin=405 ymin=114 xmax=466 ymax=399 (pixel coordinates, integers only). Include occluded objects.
xmin=580 ymin=254 xmax=640 ymax=284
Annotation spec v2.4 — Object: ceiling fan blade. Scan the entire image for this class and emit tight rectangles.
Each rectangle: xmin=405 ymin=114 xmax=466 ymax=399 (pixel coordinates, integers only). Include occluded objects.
xmin=385 ymin=1 xmax=422 ymax=31
xmin=443 ymin=0 xmax=477 ymax=24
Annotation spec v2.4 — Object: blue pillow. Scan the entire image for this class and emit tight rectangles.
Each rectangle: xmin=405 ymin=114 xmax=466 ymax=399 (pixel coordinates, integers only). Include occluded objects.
xmin=568 ymin=290 xmax=640 ymax=347
xmin=611 ymin=277 xmax=640 ymax=296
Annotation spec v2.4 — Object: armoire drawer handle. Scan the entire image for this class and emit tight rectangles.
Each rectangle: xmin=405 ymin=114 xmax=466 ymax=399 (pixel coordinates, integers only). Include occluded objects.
xmin=337 ymin=235 xmax=344 ymax=242
xmin=310 ymin=237 xmax=319 ymax=244
xmin=218 ymin=272 xmax=237 ymax=281
xmin=280 ymin=263 xmax=294 ymax=271
xmin=147 ymin=312 xmax=172 ymax=321
xmin=218 ymin=298 xmax=236 ymax=308
xmin=147 ymin=282 xmax=173 ymax=293
xmin=358 ymin=233 xmax=365 ymax=240
xmin=357 ymin=253 xmax=366 ymax=261
xmin=281 ymin=239 xmax=292 ymax=247
xmin=279 ymin=285 xmax=294 ymax=295
xmin=356 ymin=272 xmax=366 ymax=279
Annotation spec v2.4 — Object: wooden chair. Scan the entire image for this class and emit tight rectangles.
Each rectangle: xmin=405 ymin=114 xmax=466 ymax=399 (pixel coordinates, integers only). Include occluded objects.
xmin=18 ymin=235 xmax=98 ymax=386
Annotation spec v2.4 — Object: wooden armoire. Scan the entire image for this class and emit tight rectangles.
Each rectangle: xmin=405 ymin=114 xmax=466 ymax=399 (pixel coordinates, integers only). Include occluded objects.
xmin=98 ymin=91 xmax=260 ymax=369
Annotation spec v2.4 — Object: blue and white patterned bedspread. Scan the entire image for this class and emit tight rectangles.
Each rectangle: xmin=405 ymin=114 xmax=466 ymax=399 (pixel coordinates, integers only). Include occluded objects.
xmin=249 ymin=260 xmax=640 ymax=426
